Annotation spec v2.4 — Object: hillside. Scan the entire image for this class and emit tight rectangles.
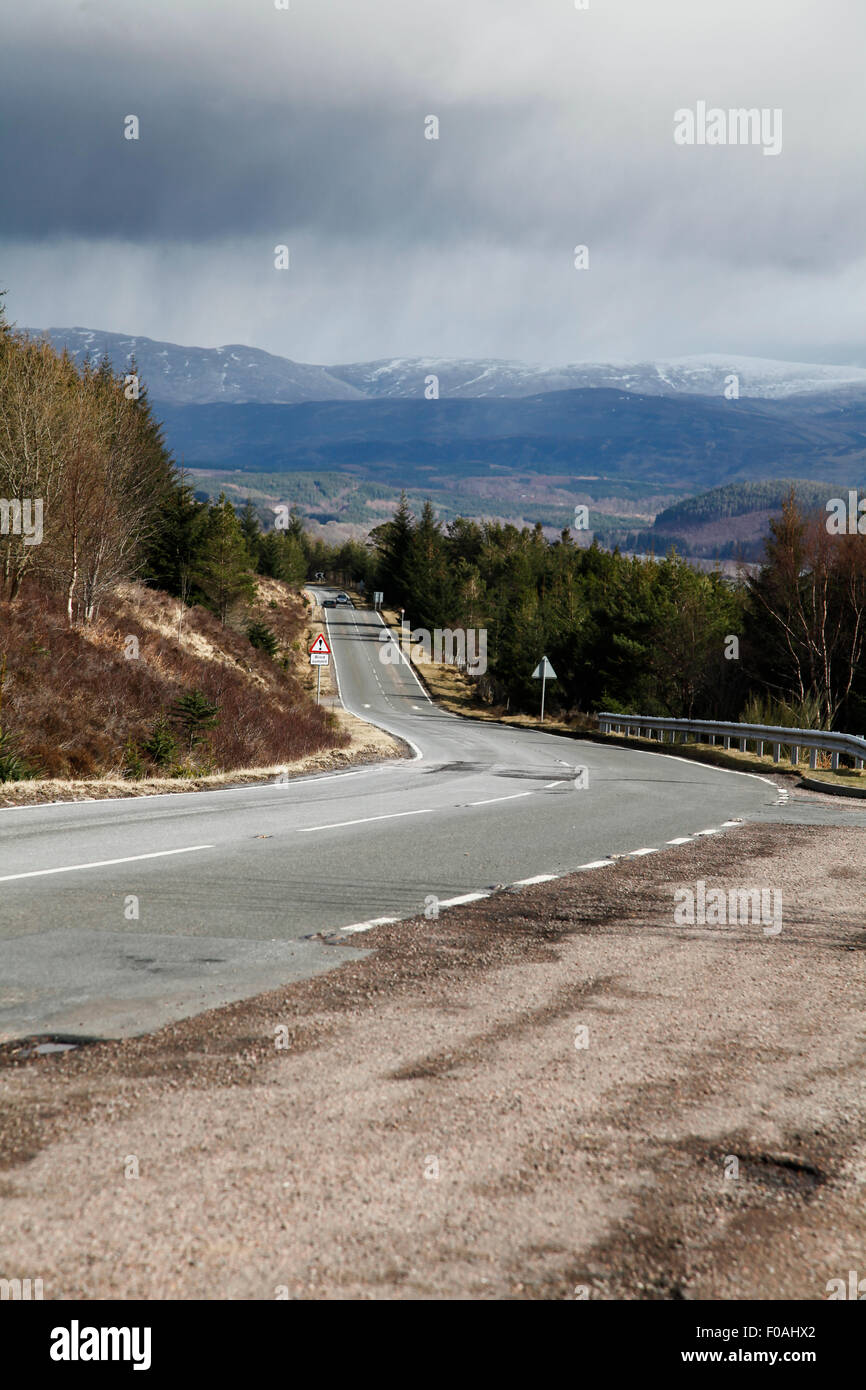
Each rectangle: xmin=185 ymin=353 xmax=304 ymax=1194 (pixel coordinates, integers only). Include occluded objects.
xmin=624 ymin=479 xmax=843 ymax=560
xmin=0 ymin=579 xmax=350 ymax=794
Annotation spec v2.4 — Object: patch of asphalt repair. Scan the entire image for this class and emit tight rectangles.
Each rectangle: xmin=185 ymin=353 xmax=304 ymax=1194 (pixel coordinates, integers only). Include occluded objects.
xmin=0 ymin=820 xmax=863 ymax=1300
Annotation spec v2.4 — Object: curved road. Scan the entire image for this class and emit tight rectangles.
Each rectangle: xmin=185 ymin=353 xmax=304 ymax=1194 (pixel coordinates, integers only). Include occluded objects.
xmin=0 ymin=591 xmax=781 ymax=1041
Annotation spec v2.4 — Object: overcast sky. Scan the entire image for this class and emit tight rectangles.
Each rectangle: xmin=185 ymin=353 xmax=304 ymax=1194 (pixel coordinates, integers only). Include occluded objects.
xmin=2 ymin=0 xmax=864 ymax=365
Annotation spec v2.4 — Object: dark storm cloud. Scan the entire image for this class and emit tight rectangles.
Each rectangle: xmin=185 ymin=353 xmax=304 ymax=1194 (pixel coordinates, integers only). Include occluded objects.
xmin=2 ymin=0 xmax=865 ymax=363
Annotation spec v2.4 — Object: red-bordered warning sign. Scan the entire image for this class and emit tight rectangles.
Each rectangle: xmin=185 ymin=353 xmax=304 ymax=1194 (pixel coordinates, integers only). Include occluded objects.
xmin=309 ymin=633 xmax=331 ymax=656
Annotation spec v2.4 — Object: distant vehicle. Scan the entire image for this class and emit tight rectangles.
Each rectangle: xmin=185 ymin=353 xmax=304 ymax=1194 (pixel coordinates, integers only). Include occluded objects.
xmin=322 ymin=599 xmax=336 ymax=608
xmin=336 ymin=593 xmax=351 ymax=604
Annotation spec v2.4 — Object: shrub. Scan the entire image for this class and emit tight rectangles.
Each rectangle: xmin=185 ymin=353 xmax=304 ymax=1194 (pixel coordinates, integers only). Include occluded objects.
xmin=143 ymin=716 xmax=179 ymax=768
xmin=0 ymin=728 xmax=36 ymax=782
xmin=122 ymin=739 xmax=146 ymax=780
xmin=739 ymin=691 xmax=828 ymax=731
xmin=170 ymin=689 xmax=220 ymax=752
xmin=247 ymin=620 xmax=279 ymax=658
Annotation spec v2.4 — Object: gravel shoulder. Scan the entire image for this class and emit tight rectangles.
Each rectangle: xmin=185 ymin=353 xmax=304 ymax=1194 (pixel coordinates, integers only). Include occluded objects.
xmin=0 ymin=820 xmax=863 ymax=1300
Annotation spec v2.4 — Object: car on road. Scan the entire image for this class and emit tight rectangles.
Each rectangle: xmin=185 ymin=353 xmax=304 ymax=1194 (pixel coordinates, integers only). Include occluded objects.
xmin=336 ymin=593 xmax=351 ymax=604
xmin=322 ymin=599 xmax=336 ymax=608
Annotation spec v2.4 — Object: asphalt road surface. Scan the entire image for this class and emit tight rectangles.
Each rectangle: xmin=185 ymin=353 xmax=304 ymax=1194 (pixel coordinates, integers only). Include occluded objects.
xmin=0 ymin=589 xmax=844 ymax=1042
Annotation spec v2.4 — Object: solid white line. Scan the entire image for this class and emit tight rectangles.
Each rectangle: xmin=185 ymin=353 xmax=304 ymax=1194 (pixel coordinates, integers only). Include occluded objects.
xmin=298 ymin=808 xmax=434 ymax=833
xmin=545 ymin=780 xmax=564 ymax=788
xmin=439 ymin=891 xmax=490 ymax=907
xmin=0 ymin=844 xmax=215 ymax=883
xmin=468 ymin=792 xmax=533 ymax=807
xmin=513 ymin=873 xmax=558 ymax=885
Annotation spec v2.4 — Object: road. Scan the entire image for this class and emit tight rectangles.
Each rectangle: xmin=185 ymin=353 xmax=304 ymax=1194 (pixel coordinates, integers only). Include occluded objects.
xmin=0 ymin=589 xmax=845 ymax=1042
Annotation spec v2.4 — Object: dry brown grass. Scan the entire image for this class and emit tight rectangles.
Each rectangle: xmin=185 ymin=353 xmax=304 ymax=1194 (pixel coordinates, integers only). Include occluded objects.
xmin=0 ymin=580 xmax=349 ymax=782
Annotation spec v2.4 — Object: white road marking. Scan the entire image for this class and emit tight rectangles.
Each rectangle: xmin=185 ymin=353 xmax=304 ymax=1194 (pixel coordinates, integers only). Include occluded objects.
xmin=695 ymin=828 xmax=721 ymax=836
xmin=298 ymin=808 xmax=434 ymax=833
xmin=340 ymin=916 xmax=399 ymax=935
xmin=468 ymin=792 xmax=533 ymax=807
xmin=545 ymin=780 xmax=564 ymax=788
xmin=0 ymin=844 xmax=215 ymax=883
xmin=324 ymin=811 xmax=753 ymax=937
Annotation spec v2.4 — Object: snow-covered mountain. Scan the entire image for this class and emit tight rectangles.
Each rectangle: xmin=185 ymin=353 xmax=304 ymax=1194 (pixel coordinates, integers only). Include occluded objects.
xmin=330 ymin=353 xmax=866 ymax=401
xmin=24 ymin=327 xmax=866 ymax=406
xmin=24 ymin=327 xmax=363 ymax=405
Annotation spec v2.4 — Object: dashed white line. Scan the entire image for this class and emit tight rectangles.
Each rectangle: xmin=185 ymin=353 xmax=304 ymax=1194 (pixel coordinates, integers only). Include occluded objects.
xmin=0 ymin=844 xmax=215 ymax=883
xmin=298 ymin=808 xmax=434 ymax=833
xmin=325 ymin=814 xmax=754 ymax=937
xmin=468 ymin=792 xmax=534 ymax=807
xmin=339 ymin=916 xmax=399 ymax=936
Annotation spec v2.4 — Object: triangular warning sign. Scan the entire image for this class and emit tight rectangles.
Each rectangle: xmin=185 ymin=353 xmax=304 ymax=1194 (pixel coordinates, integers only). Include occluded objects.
xmin=309 ymin=634 xmax=331 ymax=655
xmin=531 ymin=657 xmax=556 ymax=680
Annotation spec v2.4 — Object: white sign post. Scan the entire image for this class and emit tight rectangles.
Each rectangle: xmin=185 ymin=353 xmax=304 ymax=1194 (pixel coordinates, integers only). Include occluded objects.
xmin=309 ymin=634 xmax=331 ymax=704
xmin=531 ymin=655 xmax=557 ymax=723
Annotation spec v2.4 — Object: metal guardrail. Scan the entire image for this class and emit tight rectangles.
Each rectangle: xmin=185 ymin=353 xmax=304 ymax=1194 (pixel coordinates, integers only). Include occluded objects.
xmin=597 ymin=712 xmax=866 ymax=771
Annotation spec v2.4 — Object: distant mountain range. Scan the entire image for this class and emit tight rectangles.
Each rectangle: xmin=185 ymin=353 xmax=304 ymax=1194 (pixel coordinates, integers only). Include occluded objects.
xmin=24 ymin=326 xmax=866 ymax=407
xmin=150 ymin=387 xmax=866 ymax=493
xmin=23 ymin=328 xmax=866 ymax=521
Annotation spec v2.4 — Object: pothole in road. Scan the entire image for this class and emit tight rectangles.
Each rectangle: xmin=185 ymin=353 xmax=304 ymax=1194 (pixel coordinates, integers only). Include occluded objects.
xmin=424 ymin=761 xmax=492 ymax=775
xmin=705 ymin=1144 xmax=827 ymax=1195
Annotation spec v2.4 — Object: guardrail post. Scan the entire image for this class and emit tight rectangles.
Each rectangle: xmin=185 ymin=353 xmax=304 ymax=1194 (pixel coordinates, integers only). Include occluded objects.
xmin=723 ymin=736 xmax=731 ymax=749
xmin=810 ymin=747 xmax=819 ymax=770
xmin=758 ymin=740 xmax=764 ymax=757
xmin=791 ymin=745 xmax=800 ymax=765
xmin=772 ymin=743 xmax=781 ymax=763
xmin=831 ymin=751 xmax=840 ymax=770
xmin=739 ymin=738 xmax=747 ymax=752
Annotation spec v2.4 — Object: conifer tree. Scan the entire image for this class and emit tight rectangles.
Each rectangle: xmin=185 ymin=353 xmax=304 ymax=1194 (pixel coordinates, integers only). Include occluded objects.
xmin=194 ymin=493 xmax=257 ymax=622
